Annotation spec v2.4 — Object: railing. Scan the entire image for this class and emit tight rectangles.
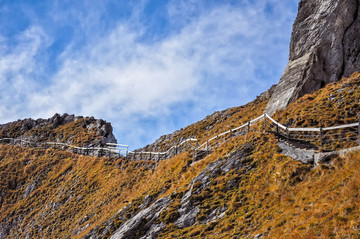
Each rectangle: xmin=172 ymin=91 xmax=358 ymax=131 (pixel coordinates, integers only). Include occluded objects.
xmin=264 ymin=114 xmax=360 ymax=151
xmin=0 ymin=138 xmax=129 ymax=158
xmin=126 ymin=113 xmax=360 ymax=160
xmin=0 ymin=113 xmax=359 ymax=160
xmin=127 ymin=138 xmax=198 ymax=161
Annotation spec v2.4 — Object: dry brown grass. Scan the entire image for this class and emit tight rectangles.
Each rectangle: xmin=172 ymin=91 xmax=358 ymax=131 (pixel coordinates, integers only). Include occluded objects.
xmin=1 ymin=72 xmax=360 ymax=238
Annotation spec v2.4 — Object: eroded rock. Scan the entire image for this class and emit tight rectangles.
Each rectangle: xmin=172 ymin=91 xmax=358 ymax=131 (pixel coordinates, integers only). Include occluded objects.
xmin=110 ymin=197 xmax=171 ymax=239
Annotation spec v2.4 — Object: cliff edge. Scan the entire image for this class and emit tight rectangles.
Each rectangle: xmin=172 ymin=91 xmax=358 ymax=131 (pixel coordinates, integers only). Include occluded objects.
xmin=266 ymin=0 xmax=360 ymax=114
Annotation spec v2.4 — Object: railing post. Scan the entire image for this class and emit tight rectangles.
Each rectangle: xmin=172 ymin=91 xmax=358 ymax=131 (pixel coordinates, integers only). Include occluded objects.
xmin=206 ymin=140 xmax=209 ymax=155
xmin=194 ymin=140 xmax=198 ymax=159
xmin=276 ymin=123 xmax=279 ymax=134
xmin=319 ymin=127 xmax=323 ymax=147
xmin=286 ymin=127 xmax=290 ymax=141
xmin=216 ymin=136 xmax=219 ymax=147
xmin=248 ymin=122 xmax=251 ymax=133
xmin=264 ymin=114 xmax=266 ymax=132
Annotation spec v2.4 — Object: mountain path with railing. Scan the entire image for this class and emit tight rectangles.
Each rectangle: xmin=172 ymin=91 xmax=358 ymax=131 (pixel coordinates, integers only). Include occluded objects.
xmin=1 ymin=113 xmax=359 ymax=163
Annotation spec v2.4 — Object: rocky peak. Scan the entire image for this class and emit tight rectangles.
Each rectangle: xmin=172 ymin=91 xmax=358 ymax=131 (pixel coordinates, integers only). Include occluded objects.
xmin=266 ymin=0 xmax=360 ymax=115
xmin=0 ymin=113 xmax=117 ymax=147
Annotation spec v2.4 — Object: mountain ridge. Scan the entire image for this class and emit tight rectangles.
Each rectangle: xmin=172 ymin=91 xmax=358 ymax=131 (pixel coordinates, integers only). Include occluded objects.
xmin=0 ymin=113 xmax=117 ymax=147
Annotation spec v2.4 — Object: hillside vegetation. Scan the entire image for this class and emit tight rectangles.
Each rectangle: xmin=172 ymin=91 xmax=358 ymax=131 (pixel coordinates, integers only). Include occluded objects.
xmin=0 ymin=73 xmax=360 ymax=238
xmin=0 ymin=114 xmax=116 ymax=147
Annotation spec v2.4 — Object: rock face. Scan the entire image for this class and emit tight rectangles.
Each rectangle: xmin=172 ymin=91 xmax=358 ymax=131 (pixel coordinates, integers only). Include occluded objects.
xmin=82 ymin=145 xmax=254 ymax=239
xmin=266 ymin=0 xmax=360 ymax=114
xmin=0 ymin=113 xmax=117 ymax=146
xmin=110 ymin=197 xmax=171 ymax=239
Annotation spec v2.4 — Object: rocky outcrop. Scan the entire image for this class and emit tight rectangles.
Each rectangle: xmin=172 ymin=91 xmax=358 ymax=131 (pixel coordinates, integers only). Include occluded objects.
xmin=82 ymin=144 xmax=255 ymax=239
xmin=0 ymin=113 xmax=117 ymax=146
xmin=277 ymin=141 xmax=315 ymax=164
xmin=174 ymin=148 xmax=253 ymax=228
xmin=110 ymin=197 xmax=171 ymax=239
xmin=266 ymin=0 xmax=360 ymax=114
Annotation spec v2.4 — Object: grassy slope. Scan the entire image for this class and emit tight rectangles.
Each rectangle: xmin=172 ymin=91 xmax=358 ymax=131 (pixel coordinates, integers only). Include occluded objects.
xmin=0 ymin=73 xmax=360 ymax=238
xmin=0 ymin=145 xmax=224 ymax=238
xmin=143 ymin=96 xmax=269 ymax=151
xmin=273 ymin=72 xmax=360 ymax=151
xmin=274 ymin=72 xmax=360 ymax=127
xmin=153 ymin=73 xmax=360 ymax=238
xmin=0 ymin=118 xmax=106 ymax=146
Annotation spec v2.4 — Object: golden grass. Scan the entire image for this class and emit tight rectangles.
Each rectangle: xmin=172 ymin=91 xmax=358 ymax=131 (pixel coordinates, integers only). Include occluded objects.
xmin=1 ymin=72 xmax=360 ymax=238
xmin=0 ymin=118 xmax=105 ymax=146
xmin=273 ymin=72 xmax=360 ymax=150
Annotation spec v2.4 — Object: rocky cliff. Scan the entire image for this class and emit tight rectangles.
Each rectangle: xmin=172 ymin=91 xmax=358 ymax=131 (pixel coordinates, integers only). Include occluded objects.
xmin=0 ymin=113 xmax=117 ymax=146
xmin=266 ymin=0 xmax=360 ymax=114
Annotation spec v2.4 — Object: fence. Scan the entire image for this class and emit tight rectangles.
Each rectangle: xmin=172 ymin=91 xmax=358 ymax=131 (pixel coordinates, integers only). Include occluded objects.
xmin=0 ymin=138 xmax=128 ymax=158
xmin=0 ymin=113 xmax=359 ymax=160
xmin=127 ymin=113 xmax=360 ymax=160
xmin=126 ymin=115 xmax=264 ymax=161
xmin=126 ymin=138 xmax=198 ymax=161
xmin=264 ymin=114 xmax=360 ymax=151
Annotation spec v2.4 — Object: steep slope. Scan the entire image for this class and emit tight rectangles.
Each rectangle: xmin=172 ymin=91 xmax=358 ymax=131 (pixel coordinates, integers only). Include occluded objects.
xmin=266 ymin=0 xmax=360 ymax=114
xmin=0 ymin=89 xmax=274 ymax=239
xmin=1 ymin=72 xmax=360 ymax=238
xmin=273 ymin=71 xmax=360 ymax=151
xmin=138 ymin=85 xmax=276 ymax=153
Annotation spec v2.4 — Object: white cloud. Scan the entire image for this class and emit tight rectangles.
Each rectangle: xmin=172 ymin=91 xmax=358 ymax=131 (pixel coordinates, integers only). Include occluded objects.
xmin=0 ymin=0 xmax=298 ymax=148
xmin=0 ymin=26 xmax=49 ymax=122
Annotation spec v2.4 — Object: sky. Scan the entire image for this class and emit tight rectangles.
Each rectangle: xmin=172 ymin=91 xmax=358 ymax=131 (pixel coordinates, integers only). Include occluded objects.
xmin=0 ymin=0 xmax=299 ymax=149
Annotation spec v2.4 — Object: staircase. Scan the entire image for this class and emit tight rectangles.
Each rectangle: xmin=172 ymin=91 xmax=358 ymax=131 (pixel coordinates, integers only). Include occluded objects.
xmin=275 ymin=134 xmax=317 ymax=164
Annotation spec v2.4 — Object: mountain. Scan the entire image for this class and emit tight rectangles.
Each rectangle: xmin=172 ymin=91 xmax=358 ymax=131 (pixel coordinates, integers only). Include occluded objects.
xmin=266 ymin=0 xmax=360 ymax=114
xmin=1 ymin=73 xmax=360 ymax=238
xmin=1 ymin=1 xmax=360 ymax=238
xmin=0 ymin=113 xmax=117 ymax=147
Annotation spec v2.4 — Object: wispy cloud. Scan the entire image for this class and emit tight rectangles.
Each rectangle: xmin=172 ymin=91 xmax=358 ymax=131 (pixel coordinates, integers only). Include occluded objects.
xmin=0 ymin=26 xmax=49 ymax=122
xmin=0 ymin=0 xmax=298 ymax=148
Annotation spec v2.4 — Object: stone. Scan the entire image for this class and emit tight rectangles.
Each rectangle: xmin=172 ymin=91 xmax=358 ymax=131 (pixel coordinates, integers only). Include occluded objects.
xmin=175 ymin=147 xmax=254 ymax=228
xmin=110 ymin=197 xmax=171 ymax=239
xmin=277 ymin=141 xmax=315 ymax=164
xmin=266 ymin=0 xmax=360 ymax=115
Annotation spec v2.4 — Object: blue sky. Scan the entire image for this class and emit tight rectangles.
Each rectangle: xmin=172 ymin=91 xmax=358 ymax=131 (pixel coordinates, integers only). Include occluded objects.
xmin=0 ymin=0 xmax=299 ymax=149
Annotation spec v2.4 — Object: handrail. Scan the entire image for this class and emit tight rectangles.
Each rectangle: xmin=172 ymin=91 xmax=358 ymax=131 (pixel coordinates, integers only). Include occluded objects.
xmin=0 ymin=138 xmax=128 ymax=156
xmin=0 ymin=113 xmax=359 ymax=160
xmin=264 ymin=114 xmax=287 ymax=130
xmin=288 ymin=127 xmax=320 ymax=132
xmin=127 ymin=113 xmax=360 ymax=158
xmin=323 ymin=123 xmax=358 ymax=131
